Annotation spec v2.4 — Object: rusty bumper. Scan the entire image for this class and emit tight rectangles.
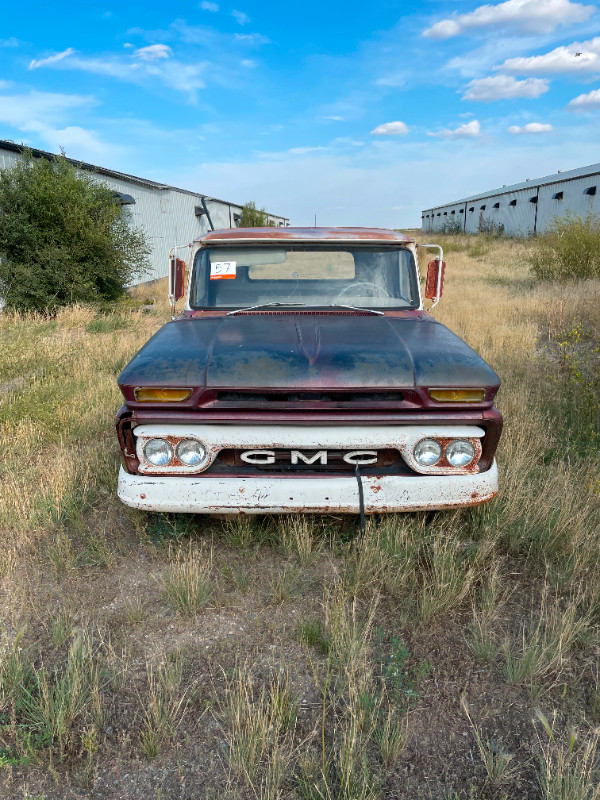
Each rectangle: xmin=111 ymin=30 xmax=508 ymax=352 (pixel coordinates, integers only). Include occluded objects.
xmin=117 ymin=461 xmax=498 ymax=514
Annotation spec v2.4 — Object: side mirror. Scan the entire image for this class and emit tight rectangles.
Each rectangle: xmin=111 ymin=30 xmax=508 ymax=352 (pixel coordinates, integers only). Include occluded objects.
xmin=425 ymin=258 xmax=446 ymax=300
xmin=169 ymin=257 xmax=186 ymax=302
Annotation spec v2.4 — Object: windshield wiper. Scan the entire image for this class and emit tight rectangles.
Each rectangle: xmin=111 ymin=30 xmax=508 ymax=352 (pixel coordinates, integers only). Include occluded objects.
xmin=326 ymin=304 xmax=384 ymax=316
xmin=226 ymin=302 xmax=307 ymax=316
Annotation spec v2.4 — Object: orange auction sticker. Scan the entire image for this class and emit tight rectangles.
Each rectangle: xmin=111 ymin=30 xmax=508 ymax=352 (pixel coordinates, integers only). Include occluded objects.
xmin=210 ymin=261 xmax=237 ymax=280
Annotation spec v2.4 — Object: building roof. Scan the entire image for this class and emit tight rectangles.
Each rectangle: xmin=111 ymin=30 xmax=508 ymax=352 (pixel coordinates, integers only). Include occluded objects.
xmin=198 ymin=227 xmax=414 ymax=244
xmin=0 ymin=139 xmax=287 ymax=218
xmin=422 ymin=161 xmax=600 ymax=211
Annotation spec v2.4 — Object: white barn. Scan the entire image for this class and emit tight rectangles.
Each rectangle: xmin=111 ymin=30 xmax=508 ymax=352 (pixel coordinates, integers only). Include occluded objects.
xmin=422 ymin=163 xmax=599 ymax=237
xmin=0 ymin=140 xmax=289 ymax=284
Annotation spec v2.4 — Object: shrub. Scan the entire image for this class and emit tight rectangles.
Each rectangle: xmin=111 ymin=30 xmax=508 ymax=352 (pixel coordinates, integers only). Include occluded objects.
xmin=239 ymin=200 xmax=271 ymax=227
xmin=478 ymin=213 xmax=505 ymax=237
xmin=440 ymin=216 xmax=463 ymax=235
xmin=529 ymin=212 xmax=600 ymax=281
xmin=0 ymin=150 xmax=150 ymax=311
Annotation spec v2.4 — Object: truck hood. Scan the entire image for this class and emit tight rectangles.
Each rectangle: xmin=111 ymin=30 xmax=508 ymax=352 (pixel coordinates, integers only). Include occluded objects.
xmin=118 ymin=314 xmax=500 ymax=394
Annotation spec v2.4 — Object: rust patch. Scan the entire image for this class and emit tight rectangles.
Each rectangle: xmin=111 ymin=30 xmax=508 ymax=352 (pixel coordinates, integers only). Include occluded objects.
xmin=370 ymin=484 xmax=382 ymax=493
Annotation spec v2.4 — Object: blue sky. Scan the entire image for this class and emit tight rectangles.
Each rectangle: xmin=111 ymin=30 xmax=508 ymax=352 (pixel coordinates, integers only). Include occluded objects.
xmin=1 ymin=0 xmax=599 ymax=226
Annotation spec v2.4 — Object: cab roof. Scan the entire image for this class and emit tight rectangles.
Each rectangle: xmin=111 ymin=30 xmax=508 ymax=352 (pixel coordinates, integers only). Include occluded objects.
xmin=196 ymin=227 xmax=415 ymax=245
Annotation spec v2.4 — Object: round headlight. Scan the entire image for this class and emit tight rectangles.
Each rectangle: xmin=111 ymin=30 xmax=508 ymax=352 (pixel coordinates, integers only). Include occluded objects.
xmin=144 ymin=438 xmax=174 ymax=466
xmin=413 ymin=439 xmax=442 ymax=467
xmin=446 ymin=439 xmax=476 ymax=467
xmin=176 ymin=439 xmax=207 ymax=466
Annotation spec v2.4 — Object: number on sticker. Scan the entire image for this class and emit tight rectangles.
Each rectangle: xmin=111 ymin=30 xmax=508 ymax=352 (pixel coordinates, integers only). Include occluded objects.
xmin=210 ymin=261 xmax=237 ymax=280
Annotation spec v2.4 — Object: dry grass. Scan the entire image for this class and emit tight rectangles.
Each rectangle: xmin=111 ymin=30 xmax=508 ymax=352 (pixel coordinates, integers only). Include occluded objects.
xmin=1 ymin=244 xmax=599 ymax=797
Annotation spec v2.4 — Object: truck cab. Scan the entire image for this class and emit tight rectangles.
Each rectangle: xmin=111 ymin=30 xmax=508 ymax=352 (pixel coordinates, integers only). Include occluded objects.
xmin=115 ymin=227 xmax=502 ymax=514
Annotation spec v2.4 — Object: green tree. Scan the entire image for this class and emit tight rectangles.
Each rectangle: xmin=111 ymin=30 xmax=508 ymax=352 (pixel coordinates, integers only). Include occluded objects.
xmin=238 ymin=200 xmax=271 ymax=228
xmin=0 ymin=151 xmax=150 ymax=312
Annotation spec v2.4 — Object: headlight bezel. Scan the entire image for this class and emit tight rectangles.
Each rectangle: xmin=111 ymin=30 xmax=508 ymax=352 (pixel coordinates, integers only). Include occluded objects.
xmin=137 ymin=435 xmax=211 ymax=474
xmin=144 ymin=437 xmax=174 ymax=467
xmin=176 ymin=438 xmax=208 ymax=467
xmin=409 ymin=436 xmax=481 ymax=474
xmin=413 ymin=438 xmax=443 ymax=467
xmin=445 ymin=439 xmax=477 ymax=468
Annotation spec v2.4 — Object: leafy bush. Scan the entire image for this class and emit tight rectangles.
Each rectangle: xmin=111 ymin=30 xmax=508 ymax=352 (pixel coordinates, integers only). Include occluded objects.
xmin=529 ymin=212 xmax=600 ymax=281
xmin=478 ymin=214 xmax=505 ymax=236
xmin=440 ymin=216 xmax=463 ymax=235
xmin=239 ymin=200 xmax=271 ymax=227
xmin=0 ymin=151 xmax=150 ymax=311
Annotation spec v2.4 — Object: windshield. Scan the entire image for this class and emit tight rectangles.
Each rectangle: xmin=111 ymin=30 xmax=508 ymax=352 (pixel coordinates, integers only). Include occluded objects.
xmin=189 ymin=245 xmax=419 ymax=310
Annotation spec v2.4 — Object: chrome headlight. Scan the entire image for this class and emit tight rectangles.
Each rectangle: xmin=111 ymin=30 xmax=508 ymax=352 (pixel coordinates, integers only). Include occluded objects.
xmin=176 ymin=439 xmax=207 ymax=466
xmin=144 ymin=438 xmax=174 ymax=466
xmin=446 ymin=439 xmax=476 ymax=467
xmin=413 ymin=439 xmax=442 ymax=466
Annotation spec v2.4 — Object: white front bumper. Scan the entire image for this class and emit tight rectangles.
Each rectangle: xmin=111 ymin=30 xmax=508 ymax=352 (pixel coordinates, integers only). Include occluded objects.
xmin=117 ymin=461 xmax=498 ymax=514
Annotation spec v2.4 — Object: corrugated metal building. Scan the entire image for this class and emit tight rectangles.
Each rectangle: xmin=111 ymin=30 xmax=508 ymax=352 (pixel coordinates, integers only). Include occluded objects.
xmin=422 ymin=163 xmax=599 ymax=236
xmin=0 ymin=140 xmax=289 ymax=284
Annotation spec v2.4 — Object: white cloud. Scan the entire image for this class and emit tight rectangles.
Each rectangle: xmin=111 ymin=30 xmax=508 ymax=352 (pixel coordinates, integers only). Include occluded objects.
xmin=233 ymin=33 xmax=269 ymax=45
xmin=567 ymin=87 xmax=600 ymax=109
xmin=423 ymin=0 xmax=595 ymax=39
xmin=375 ymin=74 xmax=406 ymax=87
xmin=288 ymin=146 xmax=327 ymax=155
xmin=27 ymin=48 xmax=207 ymax=100
xmin=0 ymin=37 xmax=19 ymax=47
xmin=200 ymin=1 xmax=219 ymax=10
xmin=0 ymin=90 xmax=95 ymax=128
xmin=29 ymin=47 xmax=76 ymax=70
xmin=25 ymin=123 xmax=121 ymax=162
xmin=499 ymin=36 xmax=600 ymax=75
xmin=232 ymin=10 xmax=250 ymax=24
xmin=324 ymin=115 xmax=344 ymax=121
xmin=428 ymin=119 xmax=482 ymax=138
xmin=0 ymin=89 xmax=120 ymax=162
xmin=508 ymin=122 xmax=553 ymax=133
xmin=133 ymin=44 xmax=172 ymax=61
xmin=463 ymin=74 xmax=549 ymax=100
xmin=240 ymin=59 xmax=256 ymax=68
xmin=370 ymin=121 xmax=408 ymax=136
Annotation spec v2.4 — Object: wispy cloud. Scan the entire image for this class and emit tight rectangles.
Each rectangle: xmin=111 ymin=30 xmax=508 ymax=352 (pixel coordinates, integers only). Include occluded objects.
xmin=29 ymin=47 xmax=76 ymax=70
xmin=232 ymin=10 xmax=250 ymax=25
xmin=0 ymin=37 xmax=19 ymax=47
xmin=567 ymin=87 xmax=600 ymax=109
xmin=233 ymin=33 xmax=269 ymax=45
xmin=199 ymin=1 xmax=219 ymax=10
xmin=28 ymin=46 xmax=207 ymax=100
xmin=462 ymin=74 xmax=549 ymax=100
xmin=428 ymin=119 xmax=481 ymax=137
xmin=375 ymin=74 xmax=406 ymax=87
xmin=0 ymin=89 xmax=118 ymax=162
xmin=508 ymin=122 xmax=553 ymax=133
xmin=288 ymin=145 xmax=327 ymax=155
xmin=498 ymin=36 xmax=600 ymax=75
xmin=133 ymin=44 xmax=172 ymax=61
xmin=0 ymin=90 xmax=96 ymax=128
xmin=370 ymin=121 xmax=408 ymax=135
xmin=423 ymin=0 xmax=595 ymax=39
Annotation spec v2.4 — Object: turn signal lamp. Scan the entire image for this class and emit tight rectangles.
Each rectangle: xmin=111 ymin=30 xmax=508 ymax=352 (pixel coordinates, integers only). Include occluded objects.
xmin=429 ymin=388 xmax=485 ymax=403
xmin=134 ymin=387 xmax=192 ymax=403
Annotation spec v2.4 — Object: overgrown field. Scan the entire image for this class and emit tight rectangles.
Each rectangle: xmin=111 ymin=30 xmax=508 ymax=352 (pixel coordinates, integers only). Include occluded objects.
xmin=0 ymin=238 xmax=599 ymax=800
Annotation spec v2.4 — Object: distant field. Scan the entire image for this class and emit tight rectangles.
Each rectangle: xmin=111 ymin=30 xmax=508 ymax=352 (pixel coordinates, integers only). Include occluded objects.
xmin=0 ymin=237 xmax=599 ymax=800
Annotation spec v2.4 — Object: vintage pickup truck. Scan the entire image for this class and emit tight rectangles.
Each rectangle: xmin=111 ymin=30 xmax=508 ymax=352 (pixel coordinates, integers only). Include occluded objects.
xmin=116 ymin=227 xmax=502 ymax=515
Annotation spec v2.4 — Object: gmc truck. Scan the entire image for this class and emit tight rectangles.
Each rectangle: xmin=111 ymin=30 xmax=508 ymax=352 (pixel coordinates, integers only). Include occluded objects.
xmin=115 ymin=227 xmax=502 ymax=515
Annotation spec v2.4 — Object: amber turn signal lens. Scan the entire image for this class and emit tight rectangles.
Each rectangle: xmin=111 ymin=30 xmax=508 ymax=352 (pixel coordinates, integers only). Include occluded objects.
xmin=429 ymin=388 xmax=485 ymax=403
xmin=134 ymin=387 xmax=192 ymax=402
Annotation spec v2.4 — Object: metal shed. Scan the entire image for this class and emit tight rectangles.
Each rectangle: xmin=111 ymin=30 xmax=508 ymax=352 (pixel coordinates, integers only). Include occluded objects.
xmin=0 ymin=140 xmax=289 ymax=284
xmin=422 ymin=163 xmax=600 ymax=236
